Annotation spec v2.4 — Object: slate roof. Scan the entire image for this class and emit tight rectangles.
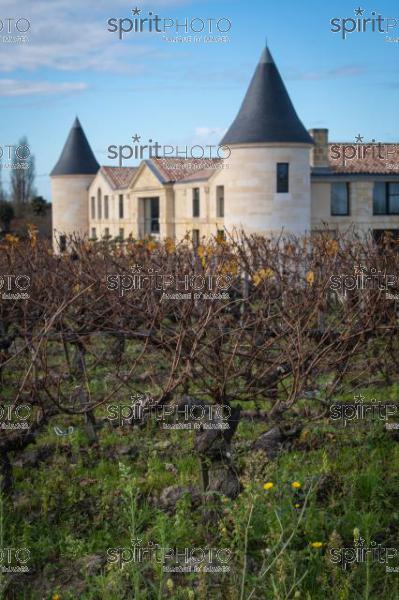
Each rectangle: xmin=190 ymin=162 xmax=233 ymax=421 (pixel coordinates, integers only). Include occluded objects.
xmin=220 ymin=46 xmax=314 ymax=146
xmin=51 ymin=117 xmax=100 ymax=176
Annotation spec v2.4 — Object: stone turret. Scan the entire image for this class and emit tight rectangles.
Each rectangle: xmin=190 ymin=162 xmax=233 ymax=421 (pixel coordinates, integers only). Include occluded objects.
xmin=214 ymin=45 xmax=313 ymax=236
xmin=50 ymin=117 xmax=99 ymax=250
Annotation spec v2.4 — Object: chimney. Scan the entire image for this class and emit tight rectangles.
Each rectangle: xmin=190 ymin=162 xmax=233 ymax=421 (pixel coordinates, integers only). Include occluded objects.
xmin=309 ymin=128 xmax=329 ymax=168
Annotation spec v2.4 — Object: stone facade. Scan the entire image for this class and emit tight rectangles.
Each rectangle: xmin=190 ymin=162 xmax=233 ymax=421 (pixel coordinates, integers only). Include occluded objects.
xmin=51 ymin=174 xmax=95 ymax=248
xmin=50 ymin=46 xmax=399 ymax=246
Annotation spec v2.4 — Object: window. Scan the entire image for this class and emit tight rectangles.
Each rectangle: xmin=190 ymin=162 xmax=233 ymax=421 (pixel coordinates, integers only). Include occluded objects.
xmin=91 ymin=196 xmax=95 ymax=219
xmin=216 ymin=186 xmax=224 ymax=217
xmin=193 ymin=188 xmax=200 ymax=217
xmin=373 ymin=183 xmax=399 ymax=215
xmin=331 ymin=182 xmax=350 ymax=216
xmin=192 ymin=229 xmax=200 ymax=247
xmin=59 ymin=235 xmax=66 ymax=252
xmin=104 ymin=195 xmax=109 ymax=219
xmin=119 ymin=228 xmax=124 ymax=240
xmin=97 ymin=189 xmax=102 ymax=219
xmin=104 ymin=227 xmax=110 ymax=238
xmin=276 ymin=163 xmax=289 ymax=193
xmin=119 ymin=194 xmax=124 ymax=219
xmin=91 ymin=228 xmax=96 ymax=239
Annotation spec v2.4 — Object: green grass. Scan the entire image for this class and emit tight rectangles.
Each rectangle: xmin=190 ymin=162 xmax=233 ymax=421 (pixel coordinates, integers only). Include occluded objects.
xmin=2 ymin=383 xmax=399 ymax=599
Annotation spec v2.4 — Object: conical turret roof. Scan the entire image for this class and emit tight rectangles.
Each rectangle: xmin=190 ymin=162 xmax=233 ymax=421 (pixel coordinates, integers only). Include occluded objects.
xmin=51 ymin=117 xmax=100 ymax=176
xmin=221 ymin=46 xmax=313 ymax=146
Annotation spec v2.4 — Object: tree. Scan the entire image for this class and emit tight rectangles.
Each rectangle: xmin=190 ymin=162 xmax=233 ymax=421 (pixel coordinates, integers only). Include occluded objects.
xmin=0 ymin=164 xmax=7 ymax=202
xmin=31 ymin=195 xmax=47 ymax=216
xmin=0 ymin=200 xmax=14 ymax=232
xmin=10 ymin=136 xmax=36 ymax=205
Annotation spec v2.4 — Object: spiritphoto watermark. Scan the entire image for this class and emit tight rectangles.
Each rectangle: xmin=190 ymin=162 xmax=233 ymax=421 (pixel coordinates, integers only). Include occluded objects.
xmin=0 ymin=547 xmax=30 ymax=573
xmin=329 ymin=265 xmax=396 ymax=297
xmin=106 ymin=393 xmax=231 ymax=430
xmin=0 ymin=144 xmax=31 ymax=170
xmin=0 ymin=17 xmax=30 ymax=43
xmin=106 ymin=266 xmax=232 ymax=299
xmin=107 ymin=539 xmax=231 ymax=573
xmin=107 ymin=134 xmax=231 ymax=167
xmin=107 ymin=8 xmax=231 ymax=43
xmin=330 ymin=135 xmax=399 ymax=168
xmin=329 ymin=394 xmax=398 ymax=427
xmin=0 ymin=404 xmax=31 ymax=430
xmin=330 ymin=7 xmax=399 ymax=42
xmin=330 ymin=537 xmax=398 ymax=572
xmin=0 ymin=274 xmax=31 ymax=300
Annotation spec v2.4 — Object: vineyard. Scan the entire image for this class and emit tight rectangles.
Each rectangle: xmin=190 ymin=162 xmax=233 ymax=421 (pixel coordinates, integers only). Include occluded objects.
xmin=1 ymin=231 xmax=399 ymax=599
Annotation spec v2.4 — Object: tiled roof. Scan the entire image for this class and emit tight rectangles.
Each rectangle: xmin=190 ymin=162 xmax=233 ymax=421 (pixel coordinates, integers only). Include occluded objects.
xmin=328 ymin=143 xmax=399 ymax=175
xmin=149 ymin=158 xmax=222 ymax=183
xmin=101 ymin=166 xmax=138 ymax=189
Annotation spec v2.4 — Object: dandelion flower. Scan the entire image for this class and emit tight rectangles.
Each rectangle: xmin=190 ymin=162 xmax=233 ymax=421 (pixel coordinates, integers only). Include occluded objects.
xmin=291 ymin=481 xmax=301 ymax=489
xmin=310 ymin=541 xmax=323 ymax=549
xmin=263 ymin=482 xmax=274 ymax=490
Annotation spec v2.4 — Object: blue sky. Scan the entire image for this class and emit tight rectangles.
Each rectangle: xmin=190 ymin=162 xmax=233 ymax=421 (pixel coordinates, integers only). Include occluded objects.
xmin=1 ymin=0 xmax=399 ymax=199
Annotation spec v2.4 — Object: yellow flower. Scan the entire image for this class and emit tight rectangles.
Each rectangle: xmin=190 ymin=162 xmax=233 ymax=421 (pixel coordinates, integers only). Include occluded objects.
xmin=291 ymin=481 xmax=301 ymax=489
xmin=326 ymin=239 xmax=338 ymax=256
xmin=146 ymin=240 xmax=157 ymax=252
xmin=219 ymin=260 xmax=238 ymax=276
xmin=197 ymin=244 xmax=206 ymax=258
xmin=263 ymin=482 xmax=274 ymax=490
xmin=252 ymin=268 xmax=274 ymax=286
xmin=52 ymin=594 xmax=61 ymax=600
xmin=294 ymin=503 xmax=301 ymax=508
xmin=305 ymin=271 xmax=314 ymax=286
xmin=28 ymin=225 xmax=38 ymax=247
xmin=164 ymin=238 xmax=175 ymax=254
xmin=4 ymin=234 xmax=19 ymax=245
xmin=310 ymin=542 xmax=323 ymax=549
xmin=216 ymin=233 xmax=226 ymax=245
xmin=166 ymin=578 xmax=174 ymax=591
xmin=252 ymin=273 xmax=261 ymax=286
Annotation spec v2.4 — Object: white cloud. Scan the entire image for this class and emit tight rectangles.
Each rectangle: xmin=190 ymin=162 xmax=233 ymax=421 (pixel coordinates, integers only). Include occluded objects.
xmin=0 ymin=0 xmax=188 ymax=73
xmin=0 ymin=79 xmax=88 ymax=96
